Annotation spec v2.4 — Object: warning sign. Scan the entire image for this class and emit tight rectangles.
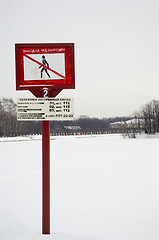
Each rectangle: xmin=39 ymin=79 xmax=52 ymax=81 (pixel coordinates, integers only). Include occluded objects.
xmin=17 ymin=98 xmax=74 ymax=121
xmin=15 ymin=43 xmax=75 ymax=93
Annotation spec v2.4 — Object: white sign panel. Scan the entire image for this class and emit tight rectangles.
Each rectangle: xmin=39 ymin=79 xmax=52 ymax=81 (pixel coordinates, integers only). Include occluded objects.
xmin=17 ymin=98 xmax=74 ymax=121
xmin=24 ymin=53 xmax=65 ymax=80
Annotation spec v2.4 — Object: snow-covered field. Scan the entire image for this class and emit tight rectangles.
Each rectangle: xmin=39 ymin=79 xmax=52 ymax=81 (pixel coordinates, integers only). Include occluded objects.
xmin=0 ymin=134 xmax=159 ymax=240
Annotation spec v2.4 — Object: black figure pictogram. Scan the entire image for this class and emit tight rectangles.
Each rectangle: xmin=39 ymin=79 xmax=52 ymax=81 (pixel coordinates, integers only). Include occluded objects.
xmin=39 ymin=55 xmax=51 ymax=78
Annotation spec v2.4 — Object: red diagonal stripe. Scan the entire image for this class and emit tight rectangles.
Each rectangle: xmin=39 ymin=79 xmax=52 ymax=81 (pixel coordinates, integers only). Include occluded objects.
xmin=24 ymin=54 xmax=65 ymax=79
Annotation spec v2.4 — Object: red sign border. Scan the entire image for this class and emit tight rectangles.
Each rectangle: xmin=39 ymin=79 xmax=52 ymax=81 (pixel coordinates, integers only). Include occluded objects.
xmin=15 ymin=43 xmax=75 ymax=92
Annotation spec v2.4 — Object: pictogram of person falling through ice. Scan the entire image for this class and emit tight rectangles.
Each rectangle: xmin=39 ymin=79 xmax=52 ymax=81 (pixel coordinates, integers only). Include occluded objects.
xmin=39 ymin=55 xmax=51 ymax=78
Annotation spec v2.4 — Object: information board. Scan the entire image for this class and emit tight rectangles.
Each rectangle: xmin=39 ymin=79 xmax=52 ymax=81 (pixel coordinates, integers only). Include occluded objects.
xmin=17 ymin=98 xmax=74 ymax=121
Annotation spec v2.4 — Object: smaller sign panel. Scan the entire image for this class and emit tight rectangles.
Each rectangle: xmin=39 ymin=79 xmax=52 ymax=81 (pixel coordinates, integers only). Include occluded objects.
xmin=17 ymin=98 xmax=74 ymax=121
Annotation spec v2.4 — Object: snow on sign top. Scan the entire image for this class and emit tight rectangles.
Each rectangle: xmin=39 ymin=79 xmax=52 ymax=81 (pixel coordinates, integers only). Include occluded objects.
xmin=15 ymin=43 xmax=75 ymax=95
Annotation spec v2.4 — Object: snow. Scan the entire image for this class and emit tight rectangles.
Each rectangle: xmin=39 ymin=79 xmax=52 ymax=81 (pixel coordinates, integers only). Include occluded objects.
xmin=1 ymin=134 xmax=159 ymax=239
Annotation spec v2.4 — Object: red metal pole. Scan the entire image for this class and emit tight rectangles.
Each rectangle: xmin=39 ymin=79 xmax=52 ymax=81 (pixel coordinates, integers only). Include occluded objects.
xmin=42 ymin=121 xmax=50 ymax=234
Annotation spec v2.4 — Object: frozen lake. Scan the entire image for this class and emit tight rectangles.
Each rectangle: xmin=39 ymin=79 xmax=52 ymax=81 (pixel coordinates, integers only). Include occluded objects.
xmin=0 ymin=134 xmax=159 ymax=240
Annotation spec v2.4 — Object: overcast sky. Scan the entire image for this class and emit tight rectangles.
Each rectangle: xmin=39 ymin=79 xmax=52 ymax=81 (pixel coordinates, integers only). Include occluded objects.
xmin=1 ymin=0 xmax=159 ymax=118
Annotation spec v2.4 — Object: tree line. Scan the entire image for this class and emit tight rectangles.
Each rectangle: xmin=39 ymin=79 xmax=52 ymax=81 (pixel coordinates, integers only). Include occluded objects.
xmin=0 ymin=98 xmax=159 ymax=137
xmin=133 ymin=99 xmax=159 ymax=134
xmin=0 ymin=98 xmax=42 ymax=137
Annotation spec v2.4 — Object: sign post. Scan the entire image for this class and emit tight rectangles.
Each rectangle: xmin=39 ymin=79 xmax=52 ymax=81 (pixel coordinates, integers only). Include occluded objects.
xmin=42 ymin=120 xmax=50 ymax=234
xmin=15 ymin=43 xmax=75 ymax=235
